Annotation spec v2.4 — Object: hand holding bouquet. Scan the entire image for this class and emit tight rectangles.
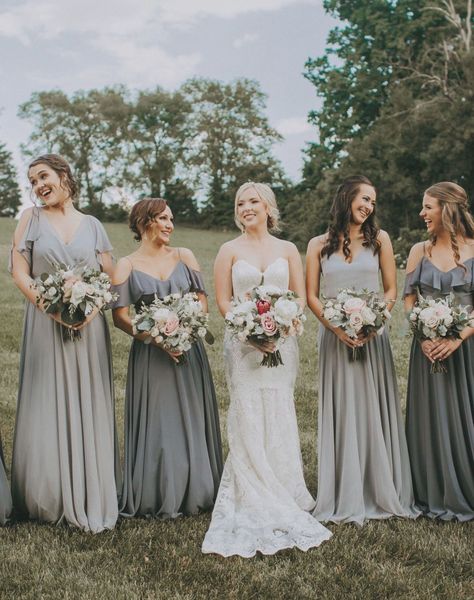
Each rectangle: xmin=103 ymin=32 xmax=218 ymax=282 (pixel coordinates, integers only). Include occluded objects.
xmin=408 ymin=293 xmax=473 ymax=373
xmin=132 ymin=292 xmax=212 ymax=364
xmin=33 ymin=262 xmax=117 ymax=340
xmin=225 ymin=285 xmax=305 ymax=367
xmin=322 ymin=288 xmax=392 ymax=360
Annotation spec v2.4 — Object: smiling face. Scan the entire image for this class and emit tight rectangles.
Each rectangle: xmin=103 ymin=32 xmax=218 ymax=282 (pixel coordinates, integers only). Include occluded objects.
xmin=420 ymin=193 xmax=443 ymax=235
xmin=235 ymin=187 xmax=268 ymax=231
xmin=148 ymin=205 xmax=174 ymax=245
xmin=28 ymin=163 xmax=71 ymax=207
xmin=350 ymin=183 xmax=376 ymax=225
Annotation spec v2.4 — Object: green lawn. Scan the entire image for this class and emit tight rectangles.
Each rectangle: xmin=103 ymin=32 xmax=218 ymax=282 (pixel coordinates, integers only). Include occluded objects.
xmin=0 ymin=218 xmax=472 ymax=599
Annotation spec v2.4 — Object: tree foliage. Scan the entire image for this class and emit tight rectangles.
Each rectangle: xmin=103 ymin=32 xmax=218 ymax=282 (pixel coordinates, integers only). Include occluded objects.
xmin=0 ymin=142 xmax=22 ymax=217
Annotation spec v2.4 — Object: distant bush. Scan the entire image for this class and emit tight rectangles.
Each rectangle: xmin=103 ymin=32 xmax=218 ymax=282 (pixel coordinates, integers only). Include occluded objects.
xmin=392 ymin=227 xmax=427 ymax=269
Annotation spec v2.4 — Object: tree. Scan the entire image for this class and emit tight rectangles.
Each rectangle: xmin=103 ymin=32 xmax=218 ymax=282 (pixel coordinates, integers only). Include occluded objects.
xmin=181 ymin=78 xmax=286 ymax=227
xmin=0 ymin=142 xmax=22 ymax=217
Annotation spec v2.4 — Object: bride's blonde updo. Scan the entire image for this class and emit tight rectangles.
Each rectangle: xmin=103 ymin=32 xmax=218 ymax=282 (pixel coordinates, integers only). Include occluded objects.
xmin=234 ymin=182 xmax=281 ymax=233
xmin=425 ymin=181 xmax=474 ymax=270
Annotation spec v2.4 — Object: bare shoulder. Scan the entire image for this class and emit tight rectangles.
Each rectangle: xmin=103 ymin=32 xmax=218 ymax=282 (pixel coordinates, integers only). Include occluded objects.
xmin=307 ymin=233 xmax=327 ymax=255
xmin=216 ymin=237 xmax=241 ymax=260
xmin=112 ymin=256 xmax=133 ymax=285
xmin=377 ymin=229 xmax=391 ymax=243
xmin=178 ymin=247 xmax=200 ymax=271
xmin=14 ymin=207 xmax=35 ymax=240
xmin=406 ymin=241 xmax=426 ymax=273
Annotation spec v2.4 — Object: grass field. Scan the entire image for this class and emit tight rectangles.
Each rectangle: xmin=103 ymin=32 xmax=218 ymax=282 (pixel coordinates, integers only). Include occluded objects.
xmin=0 ymin=218 xmax=472 ymax=600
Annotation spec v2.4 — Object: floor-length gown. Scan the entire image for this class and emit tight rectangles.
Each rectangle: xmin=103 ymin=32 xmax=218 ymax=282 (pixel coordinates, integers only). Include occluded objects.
xmin=10 ymin=207 xmax=119 ymax=532
xmin=404 ymin=255 xmax=474 ymax=520
xmin=113 ymin=262 xmax=223 ymax=518
xmin=202 ymin=258 xmax=332 ymax=557
xmin=0 ymin=434 xmax=12 ymax=525
xmin=314 ymin=248 xmax=418 ymax=525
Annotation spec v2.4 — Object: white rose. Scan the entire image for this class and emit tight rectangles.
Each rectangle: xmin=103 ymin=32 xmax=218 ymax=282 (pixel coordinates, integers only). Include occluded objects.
xmin=343 ymin=297 xmax=367 ymax=314
xmin=70 ymin=281 xmax=88 ymax=306
xmin=234 ymin=300 xmax=255 ymax=316
xmin=274 ymin=298 xmax=298 ymax=325
xmin=103 ymin=292 xmax=112 ymax=303
xmin=44 ymin=275 xmax=54 ymax=286
xmin=360 ymin=306 xmax=376 ymax=325
xmin=151 ymin=307 xmax=171 ymax=324
xmin=324 ymin=307 xmax=336 ymax=320
xmin=47 ymin=286 xmax=57 ymax=298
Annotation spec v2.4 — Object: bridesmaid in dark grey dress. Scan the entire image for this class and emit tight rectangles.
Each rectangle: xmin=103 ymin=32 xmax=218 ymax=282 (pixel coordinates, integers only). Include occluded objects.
xmin=10 ymin=154 xmax=119 ymax=532
xmin=112 ymin=198 xmax=223 ymax=518
xmin=306 ymin=175 xmax=418 ymax=524
xmin=404 ymin=182 xmax=474 ymax=521
xmin=0 ymin=433 xmax=12 ymax=525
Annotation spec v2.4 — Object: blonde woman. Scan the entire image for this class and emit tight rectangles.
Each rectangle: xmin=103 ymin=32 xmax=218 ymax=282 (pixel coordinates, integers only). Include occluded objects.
xmin=202 ymin=182 xmax=331 ymax=558
xmin=404 ymin=182 xmax=474 ymax=520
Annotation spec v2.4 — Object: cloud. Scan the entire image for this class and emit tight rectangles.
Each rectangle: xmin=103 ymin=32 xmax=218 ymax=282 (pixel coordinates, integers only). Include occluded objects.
xmin=276 ymin=116 xmax=312 ymax=136
xmin=233 ymin=33 xmax=259 ymax=49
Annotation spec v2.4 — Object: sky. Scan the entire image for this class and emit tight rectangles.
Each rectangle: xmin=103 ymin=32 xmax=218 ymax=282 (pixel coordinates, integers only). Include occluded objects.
xmin=0 ymin=0 xmax=338 ymax=202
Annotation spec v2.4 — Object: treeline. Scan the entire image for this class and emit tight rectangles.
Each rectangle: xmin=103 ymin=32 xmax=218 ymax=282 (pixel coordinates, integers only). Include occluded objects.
xmin=283 ymin=0 xmax=474 ymax=260
xmin=0 ymin=78 xmax=285 ymax=225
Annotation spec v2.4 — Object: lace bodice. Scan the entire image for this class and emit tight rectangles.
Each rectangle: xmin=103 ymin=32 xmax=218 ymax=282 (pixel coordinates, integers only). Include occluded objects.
xmin=232 ymin=258 xmax=289 ymax=298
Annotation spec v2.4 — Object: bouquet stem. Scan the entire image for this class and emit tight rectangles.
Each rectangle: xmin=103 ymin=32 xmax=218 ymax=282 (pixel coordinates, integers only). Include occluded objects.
xmin=348 ymin=345 xmax=366 ymax=362
xmin=62 ymin=326 xmax=81 ymax=342
xmin=430 ymin=359 xmax=447 ymax=374
xmin=260 ymin=349 xmax=284 ymax=368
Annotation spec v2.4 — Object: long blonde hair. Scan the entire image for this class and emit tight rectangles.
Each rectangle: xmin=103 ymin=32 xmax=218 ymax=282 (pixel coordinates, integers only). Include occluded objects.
xmin=234 ymin=182 xmax=281 ymax=233
xmin=425 ymin=181 xmax=474 ymax=270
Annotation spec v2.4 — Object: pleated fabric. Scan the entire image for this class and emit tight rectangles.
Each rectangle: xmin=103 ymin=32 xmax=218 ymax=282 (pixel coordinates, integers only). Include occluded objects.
xmin=314 ymin=248 xmax=418 ymax=525
xmin=404 ymin=256 xmax=474 ymax=521
xmin=10 ymin=208 xmax=120 ymax=532
xmin=113 ymin=263 xmax=223 ymax=518
xmin=0 ymin=434 xmax=12 ymax=525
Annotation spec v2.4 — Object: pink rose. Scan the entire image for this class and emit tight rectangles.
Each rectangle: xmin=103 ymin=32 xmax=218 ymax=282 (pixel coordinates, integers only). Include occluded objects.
xmin=163 ymin=315 xmax=180 ymax=336
xmin=349 ymin=312 xmax=364 ymax=332
xmin=256 ymin=300 xmax=271 ymax=315
xmin=261 ymin=313 xmax=277 ymax=336
xmin=343 ymin=297 xmax=367 ymax=314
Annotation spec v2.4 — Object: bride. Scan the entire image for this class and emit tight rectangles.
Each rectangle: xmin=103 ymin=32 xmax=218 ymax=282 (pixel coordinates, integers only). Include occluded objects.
xmin=202 ymin=182 xmax=331 ymax=557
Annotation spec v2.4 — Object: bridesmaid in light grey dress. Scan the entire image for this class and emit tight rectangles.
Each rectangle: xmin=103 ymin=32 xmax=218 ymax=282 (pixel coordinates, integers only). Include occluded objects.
xmin=404 ymin=182 xmax=474 ymax=521
xmin=0 ymin=434 xmax=12 ymax=524
xmin=306 ymin=176 xmax=418 ymax=525
xmin=112 ymin=198 xmax=222 ymax=518
xmin=10 ymin=154 xmax=119 ymax=532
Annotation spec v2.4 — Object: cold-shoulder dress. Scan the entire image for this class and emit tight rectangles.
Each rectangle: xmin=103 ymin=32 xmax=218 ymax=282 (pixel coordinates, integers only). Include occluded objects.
xmin=10 ymin=207 xmax=120 ymax=532
xmin=404 ymin=256 xmax=474 ymax=520
xmin=112 ymin=262 xmax=223 ymax=518
xmin=314 ymin=248 xmax=418 ymax=525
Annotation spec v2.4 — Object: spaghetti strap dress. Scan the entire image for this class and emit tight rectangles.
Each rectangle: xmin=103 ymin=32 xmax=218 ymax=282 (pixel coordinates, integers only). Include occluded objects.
xmin=314 ymin=248 xmax=418 ymax=524
xmin=112 ymin=261 xmax=223 ymax=518
xmin=404 ymin=256 xmax=474 ymax=520
xmin=10 ymin=207 xmax=120 ymax=532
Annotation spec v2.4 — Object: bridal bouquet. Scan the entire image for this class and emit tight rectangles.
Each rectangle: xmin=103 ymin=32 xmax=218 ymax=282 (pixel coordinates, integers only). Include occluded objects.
xmin=132 ymin=292 xmax=212 ymax=365
xmin=408 ymin=293 xmax=474 ymax=373
xmin=322 ymin=288 xmax=392 ymax=361
xmin=225 ymin=285 xmax=305 ymax=367
xmin=33 ymin=262 xmax=116 ymax=341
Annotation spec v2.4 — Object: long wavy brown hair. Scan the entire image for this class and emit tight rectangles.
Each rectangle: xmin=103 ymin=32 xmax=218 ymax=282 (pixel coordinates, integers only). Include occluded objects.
xmin=425 ymin=182 xmax=474 ymax=271
xmin=321 ymin=175 xmax=380 ymax=261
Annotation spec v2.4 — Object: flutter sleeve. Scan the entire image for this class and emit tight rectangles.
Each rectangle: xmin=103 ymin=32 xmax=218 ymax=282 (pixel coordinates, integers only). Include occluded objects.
xmin=403 ymin=260 xmax=423 ymax=297
xmin=187 ymin=266 xmax=207 ymax=295
xmin=91 ymin=217 xmax=114 ymax=265
xmin=8 ymin=207 xmax=41 ymax=274
xmin=110 ymin=276 xmax=138 ymax=309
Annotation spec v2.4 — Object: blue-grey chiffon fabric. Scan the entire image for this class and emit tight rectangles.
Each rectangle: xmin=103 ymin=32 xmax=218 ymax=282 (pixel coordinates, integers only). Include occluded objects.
xmin=0 ymin=434 xmax=12 ymax=525
xmin=404 ymin=256 xmax=474 ymax=520
xmin=112 ymin=262 xmax=223 ymax=518
xmin=10 ymin=207 xmax=120 ymax=532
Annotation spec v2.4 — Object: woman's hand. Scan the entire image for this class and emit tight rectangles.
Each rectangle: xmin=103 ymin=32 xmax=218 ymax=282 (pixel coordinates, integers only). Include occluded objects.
xmin=331 ymin=326 xmax=362 ymax=349
xmin=420 ymin=339 xmax=436 ymax=362
xmin=248 ymin=338 xmax=277 ymax=354
xmin=429 ymin=337 xmax=462 ymax=361
xmin=357 ymin=330 xmax=377 ymax=345
xmin=73 ymin=306 xmax=101 ymax=331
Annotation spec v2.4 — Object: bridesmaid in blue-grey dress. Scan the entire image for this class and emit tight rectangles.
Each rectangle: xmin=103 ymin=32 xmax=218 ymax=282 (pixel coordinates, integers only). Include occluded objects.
xmin=404 ymin=182 xmax=474 ymax=521
xmin=10 ymin=154 xmax=119 ymax=532
xmin=0 ymin=433 xmax=12 ymax=524
xmin=306 ymin=175 xmax=418 ymax=524
xmin=112 ymin=198 xmax=223 ymax=518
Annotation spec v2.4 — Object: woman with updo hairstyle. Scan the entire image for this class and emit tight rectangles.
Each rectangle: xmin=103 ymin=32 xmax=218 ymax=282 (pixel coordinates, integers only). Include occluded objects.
xmin=112 ymin=198 xmax=222 ymax=518
xmin=10 ymin=153 xmax=120 ymax=532
xmin=202 ymin=182 xmax=331 ymax=557
xmin=306 ymin=175 xmax=418 ymax=524
xmin=404 ymin=181 xmax=474 ymax=520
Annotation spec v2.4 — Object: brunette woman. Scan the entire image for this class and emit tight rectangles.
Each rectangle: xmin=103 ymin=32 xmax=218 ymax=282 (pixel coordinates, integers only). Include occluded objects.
xmin=306 ymin=175 xmax=418 ymax=524
xmin=10 ymin=154 xmax=119 ymax=532
xmin=112 ymin=198 xmax=222 ymax=518
xmin=404 ymin=182 xmax=474 ymax=520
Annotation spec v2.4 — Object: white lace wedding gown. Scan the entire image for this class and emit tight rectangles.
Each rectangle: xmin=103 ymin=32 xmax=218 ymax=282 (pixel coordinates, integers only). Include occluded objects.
xmin=202 ymin=258 xmax=332 ymax=557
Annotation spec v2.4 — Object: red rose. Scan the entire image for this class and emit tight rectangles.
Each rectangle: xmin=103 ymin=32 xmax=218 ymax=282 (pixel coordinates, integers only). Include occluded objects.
xmin=256 ymin=300 xmax=271 ymax=315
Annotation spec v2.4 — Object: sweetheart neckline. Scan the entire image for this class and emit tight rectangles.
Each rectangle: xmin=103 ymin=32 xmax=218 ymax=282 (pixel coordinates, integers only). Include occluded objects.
xmin=232 ymin=257 xmax=288 ymax=274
